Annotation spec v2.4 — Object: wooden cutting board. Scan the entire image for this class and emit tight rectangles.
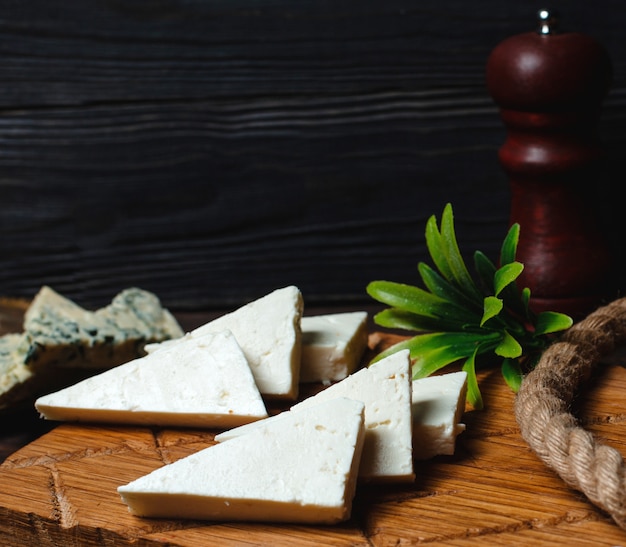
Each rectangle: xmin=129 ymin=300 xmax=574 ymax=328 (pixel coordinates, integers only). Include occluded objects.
xmin=2 ymin=327 xmax=626 ymax=546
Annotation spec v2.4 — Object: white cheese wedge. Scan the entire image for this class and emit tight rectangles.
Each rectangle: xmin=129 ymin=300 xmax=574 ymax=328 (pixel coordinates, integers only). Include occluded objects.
xmin=300 ymin=311 xmax=368 ymax=384
xmin=34 ymin=330 xmax=268 ymax=428
xmin=146 ymin=286 xmax=303 ymax=400
xmin=118 ymin=397 xmax=365 ymax=524
xmin=411 ymin=371 xmax=467 ymax=459
xmin=216 ymin=349 xmax=414 ymax=483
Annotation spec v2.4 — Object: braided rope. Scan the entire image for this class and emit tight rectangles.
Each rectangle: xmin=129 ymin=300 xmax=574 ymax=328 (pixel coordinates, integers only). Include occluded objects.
xmin=514 ymin=297 xmax=626 ymax=530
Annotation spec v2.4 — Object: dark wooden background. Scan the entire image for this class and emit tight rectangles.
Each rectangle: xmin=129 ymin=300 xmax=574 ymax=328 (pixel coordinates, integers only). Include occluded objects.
xmin=1 ymin=1 xmax=624 ymax=312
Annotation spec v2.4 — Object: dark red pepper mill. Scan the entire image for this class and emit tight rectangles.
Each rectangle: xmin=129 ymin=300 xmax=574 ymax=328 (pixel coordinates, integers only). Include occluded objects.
xmin=486 ymin=9 xmax=614 ymax=319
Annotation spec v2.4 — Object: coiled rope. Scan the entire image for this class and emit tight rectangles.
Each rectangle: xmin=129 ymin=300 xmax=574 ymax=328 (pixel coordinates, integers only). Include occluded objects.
xmin=515 ymin=297 xmax=626 ymax=529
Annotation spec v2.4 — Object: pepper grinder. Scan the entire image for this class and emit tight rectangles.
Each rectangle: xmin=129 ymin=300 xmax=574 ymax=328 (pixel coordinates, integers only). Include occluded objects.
xmin=486 ymin=9 xmax=613 ymax=318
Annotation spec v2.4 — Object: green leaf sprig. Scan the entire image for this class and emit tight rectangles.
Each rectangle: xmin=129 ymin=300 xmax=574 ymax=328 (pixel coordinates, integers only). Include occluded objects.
xmin=366 ymin=203 xmax=573 ymax=410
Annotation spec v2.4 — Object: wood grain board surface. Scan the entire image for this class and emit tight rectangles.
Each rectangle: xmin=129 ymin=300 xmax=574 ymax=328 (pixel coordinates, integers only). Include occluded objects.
xmin=3 ymin=328 xmax=626 ymax=544
xmin=1 ymin=2 xmax=624 ymax=311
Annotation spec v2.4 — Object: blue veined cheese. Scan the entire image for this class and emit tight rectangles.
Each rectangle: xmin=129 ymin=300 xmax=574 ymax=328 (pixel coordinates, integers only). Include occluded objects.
xmin=0 ymin=286 xmax=184 ymax=410
xmin=216 ymin=349 xmax=414 ymax=483
xmin=118 ymin=397 xmax=365 ymax=524
xmin=35 ymin=330 xmax=268 ymax=428
xmin=0 ymin=334 xmax=36 ymax=409
xmin=411 ymin=371 xmax=468 ymax=460
xmin=146 ymin=286 xmax=303 ymax=400
xmin=23 ymin=286 xmax=184 ymax=370
xmin=300 ymin=311 xmax=368 ymax=384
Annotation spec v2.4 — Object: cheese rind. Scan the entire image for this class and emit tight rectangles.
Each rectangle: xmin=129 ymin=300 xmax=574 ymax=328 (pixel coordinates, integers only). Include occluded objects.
xmin=118 ymin=397 xmax=365 ymax=524
xmin=411 ymin=371 xmax=467 ymax=459
xmin=0 ymin=286 xmax=184 ymax=410
xmin=34 ymin=330 xmax=268 ymax=428
xmin=217 ymin=349 xmax=414 ymax=483
xmin=300 ymin=311 xmax=368 ymax=384
xmin=147 ymin=286 xmax=303 ymax=400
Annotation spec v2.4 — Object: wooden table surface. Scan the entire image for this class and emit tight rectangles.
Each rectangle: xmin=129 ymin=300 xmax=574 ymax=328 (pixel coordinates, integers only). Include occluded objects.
xmin=2 ymin=303 xmax=626 ymax=545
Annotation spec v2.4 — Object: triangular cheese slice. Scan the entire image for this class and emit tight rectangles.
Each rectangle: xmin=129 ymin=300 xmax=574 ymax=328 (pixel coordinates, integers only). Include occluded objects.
xmin=216 ymin=349 xmax=414 ymax=483
xmin=412 ymin=371 xmax=467 ymax=459
xmin=146 ymin=286 xmax=303 ymax=400
xmin=34 ymin=330 xmax=268 ymax=428
xmin=118 ymin=397 xmax=365 ymax=524
xmin=300 ymin=311 xmax=368 ymax=384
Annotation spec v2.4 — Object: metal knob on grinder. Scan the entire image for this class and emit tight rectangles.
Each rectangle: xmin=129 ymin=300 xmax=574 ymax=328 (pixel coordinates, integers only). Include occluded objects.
xmin=486 ymin=9 xmax=614 ymax=318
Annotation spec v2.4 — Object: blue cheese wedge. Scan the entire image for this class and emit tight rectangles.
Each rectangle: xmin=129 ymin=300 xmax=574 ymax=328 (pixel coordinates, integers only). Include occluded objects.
xmin=0 ymin=334 xmax=36 ymax=409
xmin=23 ymin=286 xmax=184 ymax=369
xmin=34 ymin=330 xmax=268 ymax=428
xmin=147 ymin=286 xmax=303 ymax=400
xmin=300 ymin=311 xmax=368 ymax=384
xmin=0 ymin=286 xmax=184 ymax=410
xmin=118 ymin=397 xmax=365 ymax=524
xmin=217 ymin=349 xmax=414 ymax=483
xmin=411 ymin=371 xmax=467 ymax=459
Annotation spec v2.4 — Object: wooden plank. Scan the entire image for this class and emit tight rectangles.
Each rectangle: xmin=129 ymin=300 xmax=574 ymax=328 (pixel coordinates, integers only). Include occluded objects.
xmin=0 ymin=1 xmax=623 ymax=309
xmin=2 ymin=330 xmax=626 ymax=545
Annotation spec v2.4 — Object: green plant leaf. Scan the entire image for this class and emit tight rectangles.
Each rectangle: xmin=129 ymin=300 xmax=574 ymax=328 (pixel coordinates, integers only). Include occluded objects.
xmin=373 ymin=308 xmax=470 ymax=333
xmin=494 ymin=262 xmax=524 ymax=296
xmin=495 ymin=330 xmax=523 ymax=358
xmin=406 ymin=331 xmax=501 ymax=378
xmin=534 ymin=311 xmax=574 ymax=335
xmin=367 ymin=280 xmax=479 ymax=324
xmin=473 ymin=250 xmax=497 ymax=294
xmin=418 ymin=262 xmax=482 ymax=312
xmin=495 ymin=224 xmax=530 ymax=318
xmin=462 ymin=351 xmax=483 ymax=410
xmin=367 ymin=280 xmax=446 ymax=314
xmin=520 ymin=287 xmax=532 ymax=319
xmin=501 ymin=358 xmax=524 ymax=392
xmin=425 ymin=213 xmax=454 ymax=283
xmin=439 ymin=204 xmax=483 ymax=302
xmin=500 ymin=223 xmax=520 ymax=266
xmin=481 ymin=296 xmax=503 ymax=326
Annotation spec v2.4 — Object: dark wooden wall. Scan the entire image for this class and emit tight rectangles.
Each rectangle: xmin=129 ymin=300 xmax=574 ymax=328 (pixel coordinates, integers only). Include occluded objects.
xmin=1 ymin=1 xmax=625 ymax=311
